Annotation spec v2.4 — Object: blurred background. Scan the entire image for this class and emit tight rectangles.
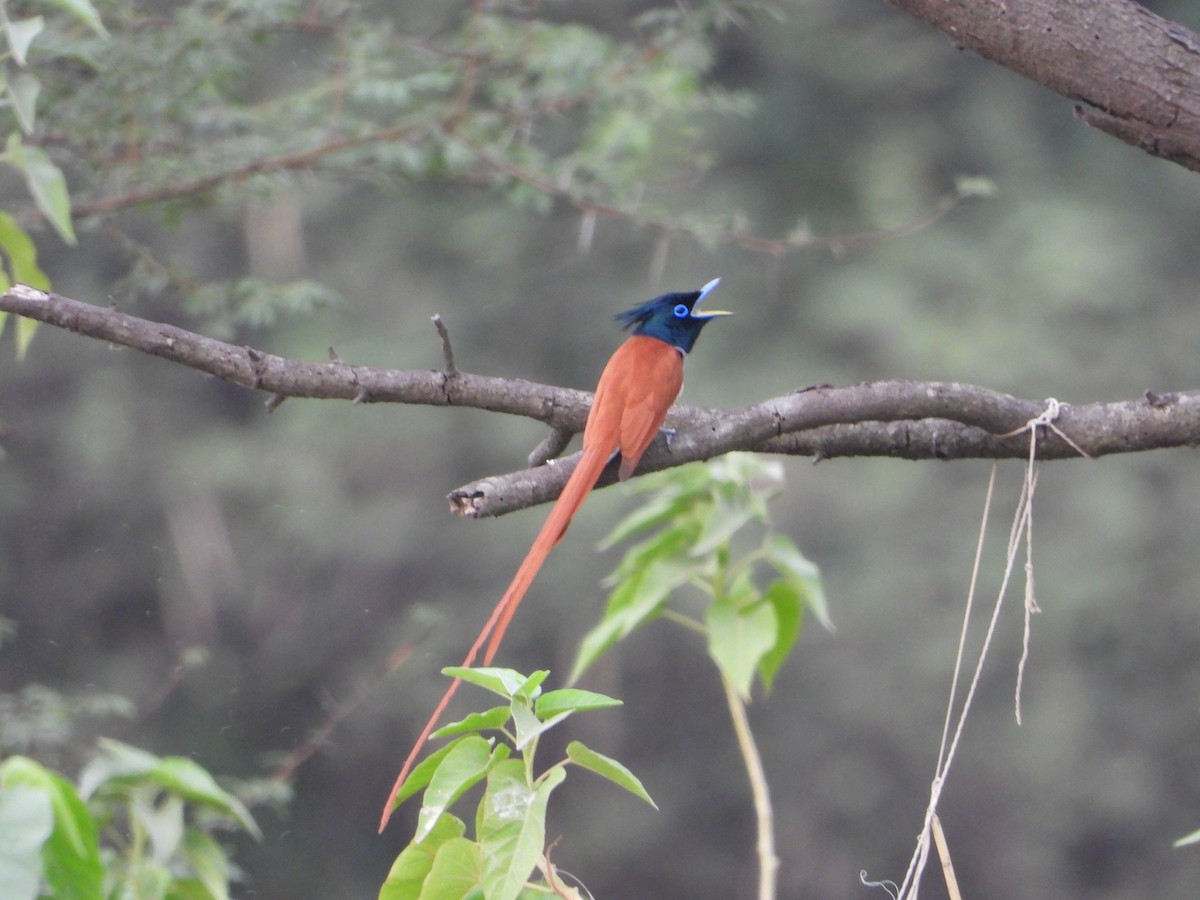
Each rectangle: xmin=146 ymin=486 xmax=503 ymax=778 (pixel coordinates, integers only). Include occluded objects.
xmin=3 ymin=1 xmax=1200 ymax=897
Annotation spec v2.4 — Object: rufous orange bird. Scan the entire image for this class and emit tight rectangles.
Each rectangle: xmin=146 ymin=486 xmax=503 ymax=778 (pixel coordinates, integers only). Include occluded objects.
xmin=380 ymin=279 xmax=730 ymax=830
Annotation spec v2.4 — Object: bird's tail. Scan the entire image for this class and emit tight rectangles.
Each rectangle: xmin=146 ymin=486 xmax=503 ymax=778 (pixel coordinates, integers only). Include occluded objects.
xmin=379 ymin=444 xmax=612 ymax=831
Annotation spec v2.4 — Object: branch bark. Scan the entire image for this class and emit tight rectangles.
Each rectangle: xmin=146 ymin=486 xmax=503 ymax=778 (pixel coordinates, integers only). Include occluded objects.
xmin=884 ymin=0 xmax=1200 ymax=173
xmin=4 ymin=285 xmax=1199 ymax=519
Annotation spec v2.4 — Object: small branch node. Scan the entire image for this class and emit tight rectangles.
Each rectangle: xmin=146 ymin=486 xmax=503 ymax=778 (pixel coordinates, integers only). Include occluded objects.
xmin=265 ymin=393 xmax=288 ymax=413
xmin=1145 ymin=389 xmax=1178 ymax=409
xmin=244 ymin=346 xmax=268 ymax=388
xmin=528 ymin=426 xmax=573 ymax=468
xmin=353 ymin=388 xmax=372 ymax=405
xmin=431 ymin=314 xmax=458 ymax=376
xmin=328 ymin=346 xmax=343 ymax=364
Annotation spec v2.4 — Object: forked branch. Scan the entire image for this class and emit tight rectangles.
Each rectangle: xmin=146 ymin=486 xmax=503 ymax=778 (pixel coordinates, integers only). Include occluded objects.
xmin=4 ymin=285 xmax=1199 ymax=519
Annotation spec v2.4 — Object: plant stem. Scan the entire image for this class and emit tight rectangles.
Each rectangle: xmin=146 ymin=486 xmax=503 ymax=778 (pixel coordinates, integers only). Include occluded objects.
xmin=720 ymin=673 xmax=777 ymax=900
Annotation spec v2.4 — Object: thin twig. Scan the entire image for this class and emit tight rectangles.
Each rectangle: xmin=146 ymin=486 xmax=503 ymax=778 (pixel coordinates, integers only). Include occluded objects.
xmin=269 ymin=634 xmax=424 ymax=784
xmin=72 ymin=123 xmax=422 ymax=218
xmin=460 ymin=135 xmax=975 ymax=259
xmin=431 ymin=314 xmax=457 ymax=375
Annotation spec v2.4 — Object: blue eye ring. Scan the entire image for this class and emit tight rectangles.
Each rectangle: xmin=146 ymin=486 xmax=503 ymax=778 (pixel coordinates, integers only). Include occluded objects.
xmin=673 ymin=303 xmax=689 ymax=318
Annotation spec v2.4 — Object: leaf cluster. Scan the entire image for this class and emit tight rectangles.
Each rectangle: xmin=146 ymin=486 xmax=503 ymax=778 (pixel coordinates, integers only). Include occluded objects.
xmin=379 ymin=667 xmax=650 ymax=900
xmin=0 ymin=0 xmax=102 ymax=351
xmin=572 ymin=452 xmax=831 ymax=697
xmin=0 ymin=738 xmax=264 ymax=900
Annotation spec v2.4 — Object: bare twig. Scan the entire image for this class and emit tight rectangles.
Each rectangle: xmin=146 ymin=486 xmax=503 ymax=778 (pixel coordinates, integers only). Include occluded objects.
xmin=71 ymin=123 xmax=422 ymax=218
xmin=460 ymin=134 xmax=976 ymax=258
xmin=269 ymin=634 xmax=425 ymax=784
xmin=431 ymin=314 xmax=457 ymax=376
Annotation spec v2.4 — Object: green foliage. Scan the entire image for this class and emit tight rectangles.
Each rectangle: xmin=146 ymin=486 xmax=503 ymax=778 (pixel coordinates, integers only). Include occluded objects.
xmin=383 ymin=458 xmax=822 ymax=898
xmin=0 ymin=0 xmax=98 ymax=240
xmin=11 ymin=0 xmax=749 ymax=307
xmin=0 ymin=684 xmax=134 ymax=759
xmin=571 ymin=453 xmax=830 ymax=697
xmin=0 ymin=0 xmax=101 ymax=350
xmin=0 ymin=739 xmax=260 ymax=900
xmin=184 ymin=278 xmax=343 ymax=338
xmin=379 ymin=667 xmax=647 ymax=900
xmin=4 ymin=132 xmax=74 ymax=244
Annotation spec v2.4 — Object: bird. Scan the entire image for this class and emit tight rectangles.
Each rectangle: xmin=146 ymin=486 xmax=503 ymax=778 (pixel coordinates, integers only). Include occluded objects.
xmin=379 ymin=278 xmax=730 ymax=831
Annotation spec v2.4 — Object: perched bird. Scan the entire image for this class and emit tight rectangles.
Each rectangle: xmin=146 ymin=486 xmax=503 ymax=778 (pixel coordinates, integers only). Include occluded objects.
xmin=380 ymin=279 xmax=730 ymax=830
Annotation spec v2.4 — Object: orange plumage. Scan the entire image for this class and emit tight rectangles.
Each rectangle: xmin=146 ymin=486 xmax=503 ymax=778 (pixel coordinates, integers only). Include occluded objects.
xmin=380 ymin=282 xmax=727 ymax=830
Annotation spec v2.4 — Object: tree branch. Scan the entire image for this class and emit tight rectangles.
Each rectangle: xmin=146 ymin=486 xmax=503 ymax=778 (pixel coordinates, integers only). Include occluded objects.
xmin=884 ymin=0 xmax=1200 ymax=174
xmin=4 ymin=285 xmax=1199 ymax=519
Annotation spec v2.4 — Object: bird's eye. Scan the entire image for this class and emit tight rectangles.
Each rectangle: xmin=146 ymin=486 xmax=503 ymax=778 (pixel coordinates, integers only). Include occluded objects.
xmin=673 ymin=304 xmax=689 ymax=318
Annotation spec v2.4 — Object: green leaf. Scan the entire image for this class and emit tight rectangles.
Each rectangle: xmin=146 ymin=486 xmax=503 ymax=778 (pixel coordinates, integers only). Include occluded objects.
xmin=431 ymin=706 xmax=512 ymax=739
xmin=389 ymin=741 xmax=462 ymax=811
xmin=150 ymin=757 xmax=260 ymax=839
xmin=5 ymin=17 xmax=44 ymax=67
xmin=77 ymin=737 xmax=153 ymax=793
xmin=377 ymin=813 xmax=465 ymax=900
xmin=7 ymin=72 xmax=40 ymax=134
xmin=599 ymin=484 xmax=699 ymax=549
xmin=534 ymin=689 xmax=622 ymax=719
xmin=603 ymin=518 xmax=699 ymax=586
xmin=479 ymin=760 xmax=565 ymax=900
xmin=566 ymin=741 xmax=656 ymax=809
xmin=165 ymin=877 xmax=218 ymax=900
xmin=78 ymin=739 xmax=259 ymax=839
xmin=763 ymin=534 xmax=833 ymax=631
xmin=706 ymin=592 xmax=777 ymax=700
xmin=0 ymin=210 xmax=47 ymax=359
xmin=0 ymin=786 xmax=53 ymax=900
xmin=569 ymin=558 xmax=688 ymax=683
xmin=418 ymin=837 xmax=482 ymax=899
xmin=131 ymin=789 xmax=183 ymax=866
xmin=512 ymin=670 xmax=549 ymax=703
xmin=179 ymin=829 xmax=230 ymax=900
xmin=0 ymin=757 xmax=103 ymax=900
xmin=14 ymin=316 xmax=38 ymax=358
xmin=0 ymin=210 xmax=49 ymax=287
xmin=691 ymin=490 xmax=765 ymax=556
xmin=509 ymin=702 xmax=571 ymax=752
xmin=31 ymin=0 xmax=107 ymax=37
xmin=415 ymin=736 xmax=505 ymax=844
xmin=757 ymin=579 xmax=804 ymax=691
xmin=4 ymin=133 xmax=75 ymax=244
xmin=441 ymin=667 xmax=543 ymax=700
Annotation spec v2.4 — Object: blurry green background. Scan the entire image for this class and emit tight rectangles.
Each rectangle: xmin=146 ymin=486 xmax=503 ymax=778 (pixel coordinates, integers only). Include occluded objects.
xmin=4 ymin=1 xmax=1200 ymax=897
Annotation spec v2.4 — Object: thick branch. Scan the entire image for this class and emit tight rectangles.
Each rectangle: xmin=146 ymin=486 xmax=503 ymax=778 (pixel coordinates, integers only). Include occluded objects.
xmin=884 ymin=0 xmax=1200 ymax=173
xmin=452 ymin=388 xmax=1200 ymax=517
xmin=0 ymin=285 xmax=593 ymax=427
xmin=4 ymin=285 xmax=1199 ymax=519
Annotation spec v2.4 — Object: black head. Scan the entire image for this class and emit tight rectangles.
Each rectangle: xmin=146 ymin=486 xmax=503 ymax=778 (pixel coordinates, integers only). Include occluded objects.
xmin=613 ymin=278 xmax=730 ymax=354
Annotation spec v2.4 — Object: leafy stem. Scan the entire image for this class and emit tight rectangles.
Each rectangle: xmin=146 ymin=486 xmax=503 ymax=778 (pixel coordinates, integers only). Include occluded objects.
xmin=571 ymin=453 xmax=831 ymax=899
xmin=721 ymin=671 xmax=778 ymax=900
